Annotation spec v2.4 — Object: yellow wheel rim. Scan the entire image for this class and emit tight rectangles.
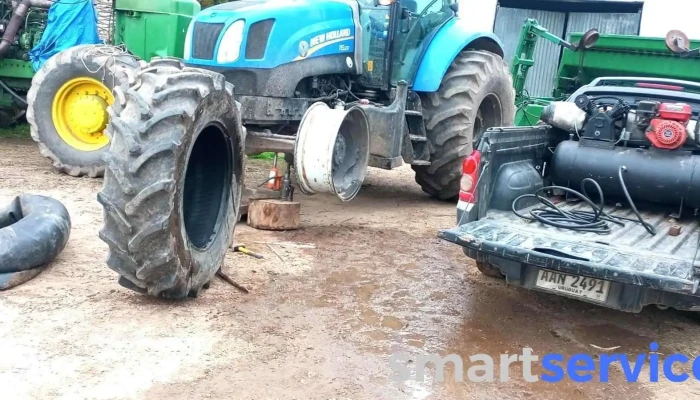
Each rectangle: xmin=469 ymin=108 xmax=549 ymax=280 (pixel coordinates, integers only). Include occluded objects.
xmin=51 ymin=77 xmax=113 ymax=152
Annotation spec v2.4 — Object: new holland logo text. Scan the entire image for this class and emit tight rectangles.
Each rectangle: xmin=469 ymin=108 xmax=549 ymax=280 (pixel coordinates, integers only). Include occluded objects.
xmin=310 ymin=28 xmax=352 ymax=47
xmin=295 ymin=28 xmax=353 ymax=61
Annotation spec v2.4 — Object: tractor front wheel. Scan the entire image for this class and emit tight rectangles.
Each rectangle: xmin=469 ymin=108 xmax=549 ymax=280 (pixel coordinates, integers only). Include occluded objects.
xmin=413 ymin=50 xmax=515 ymax=200
xmin=27 ymin=45 xmax=140 ymax=177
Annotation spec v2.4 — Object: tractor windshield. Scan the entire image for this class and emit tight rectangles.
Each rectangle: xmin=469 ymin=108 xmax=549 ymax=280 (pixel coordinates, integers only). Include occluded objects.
xmin=391 ymin=0 xmax=455 ymax=85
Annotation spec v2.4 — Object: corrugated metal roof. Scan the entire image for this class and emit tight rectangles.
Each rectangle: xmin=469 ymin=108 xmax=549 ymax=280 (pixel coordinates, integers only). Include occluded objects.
xmin=566 ymin=12 xmax=641 ymax=38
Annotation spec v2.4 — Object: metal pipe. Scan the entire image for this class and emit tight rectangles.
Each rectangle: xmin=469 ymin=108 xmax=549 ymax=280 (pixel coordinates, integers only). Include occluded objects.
xmin=245 ymin=129 xmax=296 ymax=155
xmin=30 ymin=0 xmax=53 ymax=7
xmin=12 ymin=0 xmax=51 ymax=9
xmin=0 ymin=0 xmax=31 ymax=60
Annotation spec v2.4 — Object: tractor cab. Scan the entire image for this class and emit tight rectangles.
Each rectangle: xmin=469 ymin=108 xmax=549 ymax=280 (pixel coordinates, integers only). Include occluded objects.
xmin=355 ymin=0 xmax=458 ymax=90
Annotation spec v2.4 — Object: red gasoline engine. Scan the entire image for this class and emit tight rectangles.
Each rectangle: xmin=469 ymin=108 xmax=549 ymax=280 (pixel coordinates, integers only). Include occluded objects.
xmin=646 ymin=102 xmax=692 ymax=150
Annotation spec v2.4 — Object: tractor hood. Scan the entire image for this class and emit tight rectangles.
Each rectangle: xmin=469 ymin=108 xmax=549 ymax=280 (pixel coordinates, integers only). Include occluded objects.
xmin=184 ymin=0 xmax=360 ymax=70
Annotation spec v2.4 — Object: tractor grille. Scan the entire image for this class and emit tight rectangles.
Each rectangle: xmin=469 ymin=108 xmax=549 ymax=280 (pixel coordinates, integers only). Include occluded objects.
xmin=245 ymin=19 xmax=274 ymax=60
xmin=192 ymin=22 xmax=225 ymax=60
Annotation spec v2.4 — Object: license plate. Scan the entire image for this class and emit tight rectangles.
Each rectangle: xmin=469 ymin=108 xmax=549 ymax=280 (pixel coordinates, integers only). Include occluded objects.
xmin=535 ymin=269 xmax=611 ymax=303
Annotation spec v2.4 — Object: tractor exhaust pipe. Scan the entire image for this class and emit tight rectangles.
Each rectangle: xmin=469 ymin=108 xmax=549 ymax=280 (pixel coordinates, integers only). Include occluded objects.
xmin=11 ymin=0 xmax=52 ymax=8
xmin=294 ymin=102 xmax=370 ymax=201
xmin=0 ymin=0 xmax=31 ymax=60
xmin=29 ymin=0 xmax=53 ymax=7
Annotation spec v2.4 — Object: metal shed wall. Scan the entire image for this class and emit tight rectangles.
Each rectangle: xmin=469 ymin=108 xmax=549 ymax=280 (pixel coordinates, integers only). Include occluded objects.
xmin=494 ymin=5 xmax=642 ymax=97
xmin=494 ymin=7 xmax=566 ymax=97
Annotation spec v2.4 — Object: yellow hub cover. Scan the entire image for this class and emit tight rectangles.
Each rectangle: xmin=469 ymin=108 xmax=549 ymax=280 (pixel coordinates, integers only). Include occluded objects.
xmin=52 ymin=77 xmax=114 ymax=152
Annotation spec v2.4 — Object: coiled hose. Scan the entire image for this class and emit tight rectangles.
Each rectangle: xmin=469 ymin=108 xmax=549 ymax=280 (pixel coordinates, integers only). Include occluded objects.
xmin=512 ymin=166 xmax=656 ymax=235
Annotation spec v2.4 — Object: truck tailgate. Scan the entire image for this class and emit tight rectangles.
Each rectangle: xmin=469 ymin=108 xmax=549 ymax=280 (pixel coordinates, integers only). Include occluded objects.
xmin=440 ymin=203 xmax=700 ymax=294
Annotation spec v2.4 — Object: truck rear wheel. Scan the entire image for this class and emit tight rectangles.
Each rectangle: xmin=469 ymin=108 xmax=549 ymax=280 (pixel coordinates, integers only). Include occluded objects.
xmin=413 ymin=50 xmax=515 ymax=200
xmin=476 ymin=261 xmax=504 ymax=279
xmin=27 ymin=45 xmax=140 ymax=177
xmin=97 ymin=58 xmax=244 ymax=298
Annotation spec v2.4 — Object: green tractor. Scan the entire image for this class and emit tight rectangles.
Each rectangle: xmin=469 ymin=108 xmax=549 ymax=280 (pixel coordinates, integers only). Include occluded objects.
xmin=0 ymin=0 xmax=200 ymax=176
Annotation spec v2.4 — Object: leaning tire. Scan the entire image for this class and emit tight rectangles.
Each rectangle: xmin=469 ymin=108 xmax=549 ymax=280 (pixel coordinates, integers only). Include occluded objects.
xmin=27 ymin=45 xmax=140 ymax=177
xmin=413 ymin=50 xmax=515 ymax=200
xmin=97 ymin=58 xmax=244 ymax=298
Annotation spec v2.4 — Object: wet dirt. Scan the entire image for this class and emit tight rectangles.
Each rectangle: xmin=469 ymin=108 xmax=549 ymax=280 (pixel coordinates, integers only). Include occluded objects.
xmin=2 ymin=137 xmax=700 ymax=399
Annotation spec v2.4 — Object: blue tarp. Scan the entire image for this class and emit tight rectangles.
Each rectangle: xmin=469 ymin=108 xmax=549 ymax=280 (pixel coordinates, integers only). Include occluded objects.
xmin=28 ymin=0 xmax=103 ymax=71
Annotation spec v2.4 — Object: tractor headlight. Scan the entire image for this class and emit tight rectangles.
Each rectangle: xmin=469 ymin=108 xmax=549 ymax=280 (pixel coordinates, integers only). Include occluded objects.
xmin=183 ymin=20 xmax=195 ymax=60
xmin=217 ymin=20 xmax=245 ymax=63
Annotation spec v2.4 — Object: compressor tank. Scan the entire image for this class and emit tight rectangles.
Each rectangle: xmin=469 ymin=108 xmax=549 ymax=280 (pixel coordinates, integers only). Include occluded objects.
xmin=550 ymin=140 xmax=700 ymax=208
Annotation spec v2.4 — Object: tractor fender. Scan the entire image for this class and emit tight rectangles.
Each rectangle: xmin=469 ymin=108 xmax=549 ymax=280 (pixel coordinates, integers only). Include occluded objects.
xmin=412 ymin=18 xmax=505 ymax=93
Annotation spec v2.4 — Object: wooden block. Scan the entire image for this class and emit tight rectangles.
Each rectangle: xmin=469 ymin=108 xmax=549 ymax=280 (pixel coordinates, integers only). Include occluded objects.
xmin=247 ymin=199 xmax=300 ymax=230
xmin=238 ymin=186 xmax=281 ymax=221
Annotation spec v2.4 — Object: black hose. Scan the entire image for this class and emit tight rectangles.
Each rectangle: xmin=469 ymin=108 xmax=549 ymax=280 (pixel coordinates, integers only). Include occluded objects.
xmin=512 ymin=168 xmax=656 ymax=235
xmin=309 ymin=90 xmax=347 ymax=102
xmin=0 ymin=78 xmax=28 ymax=105
xmin=618 ymin=165 xmax=657 ymax=235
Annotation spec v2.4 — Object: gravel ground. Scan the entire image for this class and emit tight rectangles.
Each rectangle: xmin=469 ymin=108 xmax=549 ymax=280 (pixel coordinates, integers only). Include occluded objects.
xmin=1 ymin=137 xmax=700 ymax=399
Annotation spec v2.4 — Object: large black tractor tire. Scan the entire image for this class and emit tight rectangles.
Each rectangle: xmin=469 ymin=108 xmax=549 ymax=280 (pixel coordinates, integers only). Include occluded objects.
xmin=27 ymin=45 xmax=140 ymax=178
xmin=413 ymin=50 xmax=515 ymax=200
xmin=97 ymin=58 xmax=244 ymax=298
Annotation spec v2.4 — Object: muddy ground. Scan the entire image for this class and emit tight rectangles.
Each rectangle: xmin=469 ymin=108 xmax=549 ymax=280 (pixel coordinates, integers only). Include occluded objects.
xmin=1 ymin=137 xmax=700 ymax=399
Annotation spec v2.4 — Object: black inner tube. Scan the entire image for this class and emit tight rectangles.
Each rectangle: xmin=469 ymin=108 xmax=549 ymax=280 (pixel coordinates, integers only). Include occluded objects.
xmin=512 ymin=166 xmax=656 ymax=235
xmin=0 ymin=195 xmax=71 ymax=290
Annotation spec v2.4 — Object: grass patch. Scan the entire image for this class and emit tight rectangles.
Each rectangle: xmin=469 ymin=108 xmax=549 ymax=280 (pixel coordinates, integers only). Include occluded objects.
xmin=0 ymin=123 xmax=30 ymax=139
xmin=249 ymin=152 xmax=278 ymax=160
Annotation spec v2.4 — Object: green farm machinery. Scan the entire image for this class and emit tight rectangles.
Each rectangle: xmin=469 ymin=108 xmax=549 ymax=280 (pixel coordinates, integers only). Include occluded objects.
xmin=511 ymin=19 xmax=700 ymax=126
xmin=0 ymin=1 xmax=47 ymax=125
xmin=0 ymin=0 xmax=200 ymax=176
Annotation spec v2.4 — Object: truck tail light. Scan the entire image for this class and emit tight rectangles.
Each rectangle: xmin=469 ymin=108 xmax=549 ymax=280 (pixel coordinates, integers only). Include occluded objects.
xmin=459 ymin=150 xmax=481 ymax=203
xmin=460 ymin=175 xmax=474 ymax=192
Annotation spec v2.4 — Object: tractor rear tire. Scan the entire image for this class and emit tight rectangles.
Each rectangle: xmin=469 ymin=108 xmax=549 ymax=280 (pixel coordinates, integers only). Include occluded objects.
xmin=413 ymin=50 xmax=515 ymax=200
xmin=27 ymin=45 xmax=140 ymax=177
xmin=97 ymin=58 xmax=244 ymax=298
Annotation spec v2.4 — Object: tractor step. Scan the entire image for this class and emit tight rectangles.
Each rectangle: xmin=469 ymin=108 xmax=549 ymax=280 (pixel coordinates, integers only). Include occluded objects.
xmin=404 ymin=94 xmax=430 ymax=166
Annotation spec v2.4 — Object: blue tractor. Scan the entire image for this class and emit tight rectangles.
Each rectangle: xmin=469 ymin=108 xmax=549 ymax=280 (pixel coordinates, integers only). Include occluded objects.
xmin=97 ymin=0 xmax=515 ymax=297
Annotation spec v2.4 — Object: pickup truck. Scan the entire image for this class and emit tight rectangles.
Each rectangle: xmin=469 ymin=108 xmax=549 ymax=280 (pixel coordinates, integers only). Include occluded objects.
xmin=439 ymin=77 xmax=700 ymax=313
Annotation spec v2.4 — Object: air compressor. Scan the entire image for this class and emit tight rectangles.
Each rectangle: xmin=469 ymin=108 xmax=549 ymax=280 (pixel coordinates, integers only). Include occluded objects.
xmin=543 ymin=93 xmax=700 ymax=209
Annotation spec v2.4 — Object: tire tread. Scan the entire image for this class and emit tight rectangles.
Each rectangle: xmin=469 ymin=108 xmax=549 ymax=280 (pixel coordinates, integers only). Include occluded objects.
xmin=412 ymin=50 xmax=515 ymax=200
xmin=98 ymin=58 xmax=232 ymax=297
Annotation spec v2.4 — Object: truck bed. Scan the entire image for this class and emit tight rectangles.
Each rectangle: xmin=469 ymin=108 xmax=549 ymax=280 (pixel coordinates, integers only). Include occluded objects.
xmin=440 ymin=201 xmax=700 ymax=294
